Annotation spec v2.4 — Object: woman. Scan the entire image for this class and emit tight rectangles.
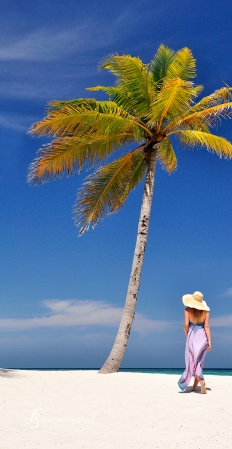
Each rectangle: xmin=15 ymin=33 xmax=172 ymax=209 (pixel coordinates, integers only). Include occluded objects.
xmin=178 ymin=291 xmax=212 ymax=394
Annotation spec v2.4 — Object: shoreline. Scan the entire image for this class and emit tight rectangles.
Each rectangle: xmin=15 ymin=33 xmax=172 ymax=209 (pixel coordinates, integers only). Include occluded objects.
xmin=1 ymin=367 xmax=232 ymax=374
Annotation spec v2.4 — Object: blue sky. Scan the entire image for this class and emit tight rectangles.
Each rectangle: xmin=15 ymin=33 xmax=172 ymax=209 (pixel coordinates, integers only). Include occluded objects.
xmin=1 ymin=0 xmax=232 ymax=368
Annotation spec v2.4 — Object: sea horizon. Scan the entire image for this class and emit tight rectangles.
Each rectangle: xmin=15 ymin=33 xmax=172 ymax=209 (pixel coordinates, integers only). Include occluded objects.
xmin=2 ymin=367 xmax=232 ymax=375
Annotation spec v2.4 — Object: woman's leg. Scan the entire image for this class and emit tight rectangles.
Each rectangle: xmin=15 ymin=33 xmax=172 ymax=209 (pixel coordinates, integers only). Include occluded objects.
xmin=199 ymin=378 xmax=207 ymax=394
xmin=192 ymin=377 xmax=199 ymax=391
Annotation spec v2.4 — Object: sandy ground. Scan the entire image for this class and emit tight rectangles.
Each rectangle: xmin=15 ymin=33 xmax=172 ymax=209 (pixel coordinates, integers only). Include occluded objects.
xmin=1 ymin=369 xmax=231 ymax=448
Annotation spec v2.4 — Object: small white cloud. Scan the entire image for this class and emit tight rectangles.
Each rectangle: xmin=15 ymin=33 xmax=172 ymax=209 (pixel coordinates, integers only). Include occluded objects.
xmin=0 ymin=113 xmax=36 ymax=132
xmin=0 ymin=23 xmax=115 ymax=63
xmin=221 ymin=288 xmax=232 ymax=297
xmin=210 ymin=315 xmax=232 ymax=327
xmin=0 ymin=299 xmax=172 ymax=335
xmin=133 ymin=314 xmax=171 ymax=335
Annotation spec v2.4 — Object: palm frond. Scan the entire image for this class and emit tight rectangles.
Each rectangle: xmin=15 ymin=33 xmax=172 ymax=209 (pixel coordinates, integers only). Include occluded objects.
xmin=164 ymin=87 xmax=232 ymax=134
xmin=177 ymin=130 xmax=232 ymax=158
xmin=48 ymin=98 xmax=98 ymax=111
xmin=148 ymin=78 xmax=202 ymax=131
xmin=157 ymin=138 xmax=177 ymax=173
xmin=171 ymin=101 xmax=232 ymax=131
xmin=74 ymin=148 xmax=147 ymax=234
xmin=98 ymin=54 xmax=153 ymax=117
xmin=165 ymin=86 xmax=232 ymax=131
xmin=182 ymin=86 xmax=232 ymax=115
xmin=150 ymin=44 xmax=175 ymax=83
xmin=28 ymin=132 xmax=139 ymax=184
xmin=30 ymin=100 xmax=145 ymax=139
xmin=99 ymin=53 xmax=124 ymax=77
xmin=87 ymin=85 xmax=133 ymax=114
xmin=166 ymin=47 xmax=196 ymax=80
xmin=87 ymin=85 xmax=119 ymax=95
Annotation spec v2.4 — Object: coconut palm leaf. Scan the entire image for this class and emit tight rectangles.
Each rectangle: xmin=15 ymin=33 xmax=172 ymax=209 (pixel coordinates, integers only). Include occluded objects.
xmin=162 ymin=88 xmax=232 ymax=135
xmin=48 ymin=98 xmax=98 ymax=111
xmin=171 ymin=101 xmax=232 ymax=131
xmin=148 ymin=78 xmax=202 ymax=131
xmin=30 ymin=100 xmax=145 ymax=139
xmin=98 ymin=54 xmax=153 ymax=116
xmin=157 ymin=138 xmax=177 ymax=173
xmin=166 ymin=47 xmax=196 ymax=80
xmin=28 ymin=131 xmax=140 ymax=184
xmin=177 ymin=130 xmax=232 ymax=158
xmin=74 ymin=148 xmax=146 ymax=235
xmin=87 ymin=85 xmax=133 ymax=114
xmin=150 ymin=44 xmax=175 ymax=84
xmin=185 ymin=86 xmax=232 ymax=114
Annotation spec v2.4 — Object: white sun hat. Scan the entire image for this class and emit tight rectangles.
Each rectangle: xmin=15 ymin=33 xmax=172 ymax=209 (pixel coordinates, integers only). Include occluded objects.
xmin=182 ymin=291 xmax=210 ymax=311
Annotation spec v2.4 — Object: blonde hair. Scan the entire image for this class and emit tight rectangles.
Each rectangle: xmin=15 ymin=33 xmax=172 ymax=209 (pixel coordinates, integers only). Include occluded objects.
xmin=188 ymin=307 xmax=207 ymax=324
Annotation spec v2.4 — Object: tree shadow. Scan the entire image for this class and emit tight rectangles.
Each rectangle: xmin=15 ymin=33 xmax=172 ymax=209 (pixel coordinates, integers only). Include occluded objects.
xmin=0 ymin=369 xmax=25 ymax=378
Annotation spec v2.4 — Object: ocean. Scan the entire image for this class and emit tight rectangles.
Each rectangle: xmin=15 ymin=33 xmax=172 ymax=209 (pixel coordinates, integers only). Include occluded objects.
xmin=7 ymin=368 xmax=232 ymax=375
xmin=120 ymin=368 xmax=232 ymax=376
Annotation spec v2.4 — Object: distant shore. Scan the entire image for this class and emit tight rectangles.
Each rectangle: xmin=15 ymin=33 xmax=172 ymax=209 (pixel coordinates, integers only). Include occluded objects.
xmin=1 ymin=369 xmax=231 ymax=448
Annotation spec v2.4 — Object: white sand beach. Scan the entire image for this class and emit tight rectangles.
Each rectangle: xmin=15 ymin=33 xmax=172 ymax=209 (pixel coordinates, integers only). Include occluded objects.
xmin=1 ymin=369 xmax=231 ymax=448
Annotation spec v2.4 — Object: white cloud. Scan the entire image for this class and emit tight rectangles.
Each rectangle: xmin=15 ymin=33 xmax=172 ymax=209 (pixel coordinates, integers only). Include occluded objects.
xmin=210 ymin=315 xmax=232 ymax=327
xmin=0 ymin=22 xmax=115 ymax=63
xmin=0 ymin=299 xmax=171 ymax=334
xmin=0 ymin=113 xmax=36 ymax=132
xmin=220 ymin=288 xmax=232 ymax=297
xmin=133 ymin=314 xmax=170 ymax=335
xmin=1 ymin=298 xmax=232 ymax=334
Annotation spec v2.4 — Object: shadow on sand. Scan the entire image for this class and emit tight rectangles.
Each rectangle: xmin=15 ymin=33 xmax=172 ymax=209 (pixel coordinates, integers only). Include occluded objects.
xmin=0 ymin=368 xmax=25 ymax=378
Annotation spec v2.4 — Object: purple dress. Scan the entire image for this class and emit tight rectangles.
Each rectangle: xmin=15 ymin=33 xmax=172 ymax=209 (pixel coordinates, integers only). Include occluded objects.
xmin=178 ymin=320 xmax=208 ymax=391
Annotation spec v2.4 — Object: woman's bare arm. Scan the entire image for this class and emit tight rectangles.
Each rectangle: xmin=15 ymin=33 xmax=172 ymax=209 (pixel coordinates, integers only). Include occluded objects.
xmin=204 ymin=312 xmax=212 ymax=351
xmin=184 ymin=309 xmax=189 ymax=337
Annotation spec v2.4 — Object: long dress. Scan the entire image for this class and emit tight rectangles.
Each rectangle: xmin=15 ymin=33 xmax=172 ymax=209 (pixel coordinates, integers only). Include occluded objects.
xmin=178 ymin=320 xmax=208 ymax=391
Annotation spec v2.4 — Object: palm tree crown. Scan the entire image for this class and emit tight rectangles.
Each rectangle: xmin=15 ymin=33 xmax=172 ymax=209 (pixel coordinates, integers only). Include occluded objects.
xmin=28 ymin=45 xmax=232 ymax=233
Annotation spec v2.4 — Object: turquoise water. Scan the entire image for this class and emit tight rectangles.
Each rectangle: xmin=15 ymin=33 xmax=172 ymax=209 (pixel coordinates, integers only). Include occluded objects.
xmin=119 ymin=368 xmax=232 ymax=376
xmin=8 ymin=368 xmax=232 ymax=375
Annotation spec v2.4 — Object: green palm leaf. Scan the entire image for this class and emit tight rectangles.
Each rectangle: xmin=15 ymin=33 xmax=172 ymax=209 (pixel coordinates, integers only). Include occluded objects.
xmin=164 ymin=87 xmax=232 ymax=134
xmin=74 ymin=148 xmax=146 ymax=235
xmin=157 ymin=138 xmax=177 ymax=173
xmin=166 ymin=47 xmax=196 ymax=80
xmin=173 ymin=101 xmax=232 ymax=131
xmin=30 ymin=100 xmax=144 ymax=139
xmin=150 ymin=44 xmax=175 ymax=83
xmin=28 ymin=132 xmax=139 ymax=184
xmin=48 ymin=98 xmax=98 ymax=111
xmin=98 ymin=54 xmax=153 ymax=117
xmin=177 ymin=130 xmax=232 ymax=158
xmin=87 ymin=85 xmax=133 ymax=114
xmin=148 ymin=78 xmax=202 ymax=131
xmin=183 ymin=86 xmax=232 ymax=115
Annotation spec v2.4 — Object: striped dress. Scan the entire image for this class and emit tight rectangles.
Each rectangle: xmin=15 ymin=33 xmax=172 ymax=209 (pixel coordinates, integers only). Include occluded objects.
xmin=178 ymin=320 xmax=208 ymax=391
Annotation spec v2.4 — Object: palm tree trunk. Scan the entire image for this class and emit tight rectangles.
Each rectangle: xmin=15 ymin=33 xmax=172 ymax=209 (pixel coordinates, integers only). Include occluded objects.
xmin=99 ymin=149 xmax=157 ymax=374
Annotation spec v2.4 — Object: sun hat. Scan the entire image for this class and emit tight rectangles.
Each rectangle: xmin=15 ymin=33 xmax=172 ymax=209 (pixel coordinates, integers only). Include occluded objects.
xmin=182 ymin=291 xmax=210 ymax=311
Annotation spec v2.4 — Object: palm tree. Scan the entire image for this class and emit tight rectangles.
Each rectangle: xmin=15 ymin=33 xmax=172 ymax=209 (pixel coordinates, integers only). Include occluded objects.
xmin=28 ymin=45 xmax=232 ymax=373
